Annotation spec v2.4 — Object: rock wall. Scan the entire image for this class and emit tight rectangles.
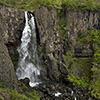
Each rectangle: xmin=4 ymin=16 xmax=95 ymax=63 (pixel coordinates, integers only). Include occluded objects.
xmin=34 ymin=7 xmax=100 ymax=82
xmin=0 ymin=38 xmax=18 ymax=89
xmin=64 ymin=10 xmax=100 ymax=56
xmin=62 ymin=10 xmax=100 ymax=78
xmin=0 ymin=3 xmax=25 ymax=69
xmin=0 ymin=3 xmax=100 ymax=87
xmin=0 ymin=3 xmax=24 ymax=89
xmin=34 ymin=7 xmax=66 ymax=81
xmin=0 ymin=3 xmax=24 ymax=44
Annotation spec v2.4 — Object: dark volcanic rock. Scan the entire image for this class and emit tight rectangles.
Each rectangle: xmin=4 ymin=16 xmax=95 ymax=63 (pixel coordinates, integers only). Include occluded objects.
xmin=64 ymin=10 xmax=100 ymax=56
xmin=33 ymin=82 xmax=95 ymax=100
xmin=34 ymin=6 xmax=67 ymax=82
xmin=20 ymin=78 xmax=30 ymax=87
xmin=0 ymin=3 xmax=24 ymax=44
xmin=0 ymin=4 xmax=25 ymax=70
xmin=0 ymin=4 xmax=24 ymax=89
xmin=0 ymin=37 xmax=18 ymax=89
xmin=34 ymin=6 xmax=100 ymax=83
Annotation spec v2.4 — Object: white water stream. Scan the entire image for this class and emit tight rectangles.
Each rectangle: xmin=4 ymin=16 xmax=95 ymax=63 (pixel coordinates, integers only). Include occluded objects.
xmin=16 ymin=11 xmax=41 ymax=87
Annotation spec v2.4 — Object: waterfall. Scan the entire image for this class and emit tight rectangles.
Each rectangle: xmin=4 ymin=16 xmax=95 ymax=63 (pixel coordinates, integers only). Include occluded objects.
xmin=16 ymin=11 xmax=41 ymax=87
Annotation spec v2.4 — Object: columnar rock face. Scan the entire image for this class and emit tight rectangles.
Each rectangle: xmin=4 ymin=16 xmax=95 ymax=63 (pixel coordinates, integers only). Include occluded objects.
xmin=64 ymin=10 xmax=100 ymax=56
xmin=34 ymin=7 xmax=66 ymax=81
xmin=63 ymin=10 xmax=100 ymax=78
xmin=0 ymin=3 xmax=24 ymax=89
xmin=35 ymin=7 xmax=100 ymax=82
xmin=0 ymin=3 xmax=25 ymax=68
xmin=0 ymin=3 xmax=24 ymax=44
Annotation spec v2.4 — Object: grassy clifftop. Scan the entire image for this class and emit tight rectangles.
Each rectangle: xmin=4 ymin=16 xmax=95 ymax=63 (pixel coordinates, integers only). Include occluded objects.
xmin=0 ymin=0 xmax=100 ymax=11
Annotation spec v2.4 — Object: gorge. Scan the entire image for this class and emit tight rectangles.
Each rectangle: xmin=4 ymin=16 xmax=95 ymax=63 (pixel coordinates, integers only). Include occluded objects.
xmin=0 ymin=1 xmax=100 ymax=100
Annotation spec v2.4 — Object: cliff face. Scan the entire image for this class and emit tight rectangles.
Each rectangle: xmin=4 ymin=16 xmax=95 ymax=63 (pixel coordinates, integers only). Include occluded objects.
xmin=34 ymin=7 xmax=100 ymax=82
xmin=0 ymin=3 xmax=100 ymax=87
xmin=0 ymin=38 xmax=18 ymax=89
xmin=64 ymin=10 xmax=100 ymax=56
xmin=0 ymin=3 xmax=24 ymax=89
xmin=34 ymin=7 xmax=65 ymax=81
xmin=62 ymin=10 xmax=100 ymax=78
xmin=0 ymin=3 xmax=25 ymax=70
xmin=0 ymin=3 xmax=24 ymax=44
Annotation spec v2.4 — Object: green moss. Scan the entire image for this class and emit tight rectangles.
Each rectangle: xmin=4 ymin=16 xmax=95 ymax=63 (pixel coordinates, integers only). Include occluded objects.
xmin=58 ymin=6 xmax=68 ymax=45
xmin=68 ymin=74 xmax=89 ymax=87
xmin=9 ymin=89 xmax=28 ymax=100
xmin=64 ymin=28 xmax=100 ymax=99
xmin=0 ymin=82 xmax=40 ymax=100
xmin=0 ymin=82 xmax=6 ymax=88
xmin=18 ymin=81 xmax=40 ymax=100
xmin=64 ymin=50 xmax=92 ymax=86
xmin=12 ymin=61 xmax=18 ymax=70
xmin=58 ymin=18 xmax=67 ymax=36
xmin=0 ymin=96 xmax=4 ymax=100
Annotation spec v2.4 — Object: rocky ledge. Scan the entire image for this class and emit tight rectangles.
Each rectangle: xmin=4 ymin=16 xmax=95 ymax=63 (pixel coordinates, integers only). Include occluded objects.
xmin=21 ymin=78 xmax=95 ymax=100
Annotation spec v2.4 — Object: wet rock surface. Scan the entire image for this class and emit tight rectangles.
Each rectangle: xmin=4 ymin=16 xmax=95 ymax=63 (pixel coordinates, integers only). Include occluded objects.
xmin=32 ymin=82 xmax=96 ymax=100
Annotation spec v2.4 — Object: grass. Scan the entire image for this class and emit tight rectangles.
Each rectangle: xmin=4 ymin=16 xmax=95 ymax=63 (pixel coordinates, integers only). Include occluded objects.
xmin=0 ymin=0 xmax=100 ymax=11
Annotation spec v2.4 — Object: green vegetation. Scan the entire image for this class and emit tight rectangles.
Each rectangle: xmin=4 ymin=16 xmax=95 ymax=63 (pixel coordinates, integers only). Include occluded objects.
xmin=81 ymin=28 xmax=100 ymax=99
xmin=1 ymin=0 xmax=100 ymax=99
xmin=64 ymin=28 xmax=100 ymax=99
xmin=64 ymin=51 xmax=92 ymax=87
xmin=58 ymin=18 xmax=68 ymax=41
xmin=18 ymin=81 xmax=40 ymax=100
xmin=10 ymin=89 xmax=30 ymax=100
xmin=0 ymin=82 xmax=6 ymax=88
xmin=68 ymin=74 xmax=90 ymax=87
xmin=0 ymin=82 xmax=40 ymax=100
xmin=0 ymin=0 xmax=100 ymax=11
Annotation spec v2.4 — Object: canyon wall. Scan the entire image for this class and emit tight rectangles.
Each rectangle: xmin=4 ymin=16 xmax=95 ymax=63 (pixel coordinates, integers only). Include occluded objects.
xmin=62 ymin=9 xmax=100 ymax=78
xmin=34 ymin=7 xmax=65 ymax=81
xmin=0 ymin=3 xmax=100 ymax=88
xmin=34 ymin=7 xmax=100 ymax=82
xmin=0 ymin=3 xmax=24 ymax=89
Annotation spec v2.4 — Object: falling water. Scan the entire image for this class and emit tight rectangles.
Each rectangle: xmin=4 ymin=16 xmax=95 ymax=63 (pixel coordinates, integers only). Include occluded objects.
xmin=16 ymin=11 xmax=41 ymax=87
